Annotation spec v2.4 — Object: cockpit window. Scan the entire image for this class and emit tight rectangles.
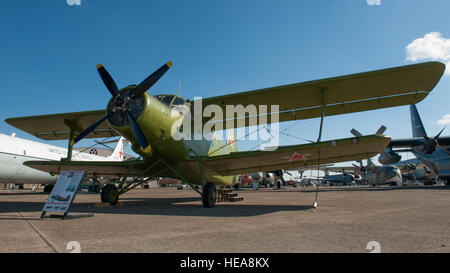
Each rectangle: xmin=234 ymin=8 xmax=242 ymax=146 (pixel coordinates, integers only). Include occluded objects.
xmin=172 ymin=97 xmax=186 ymax=105
xmin=155 ymin=95 xmax=165 ymax=101
xmin=161 ymin=95 xmax=175 ymax=105
xmin=155 ymin=94 xmax=187 ymax=107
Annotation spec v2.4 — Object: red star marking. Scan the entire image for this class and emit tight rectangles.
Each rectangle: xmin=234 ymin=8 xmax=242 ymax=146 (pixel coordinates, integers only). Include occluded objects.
xmin=282 ymin=152 xmax=308 ymax=162
xmin=228 ymin=136 xmax=234 ymax=145
xmin=119 ymin=150 xmax=123 ymax=157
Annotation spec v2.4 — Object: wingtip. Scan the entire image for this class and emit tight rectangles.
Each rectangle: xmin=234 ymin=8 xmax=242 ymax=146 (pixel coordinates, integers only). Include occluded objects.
xmin=166 ymin=61 xmax=173 ymax=68
xmin=96 ymin=64 xmax=103 ymax=69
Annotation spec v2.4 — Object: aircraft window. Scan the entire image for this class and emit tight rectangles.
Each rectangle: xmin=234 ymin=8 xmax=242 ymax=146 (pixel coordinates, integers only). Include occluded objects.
xmin=161 ymin=95 xmax=174 ymax=105
xmin=171 ymin=97 xmax=186 ymax=105
xmin=155 ymin=95 xmax=165 ymax=101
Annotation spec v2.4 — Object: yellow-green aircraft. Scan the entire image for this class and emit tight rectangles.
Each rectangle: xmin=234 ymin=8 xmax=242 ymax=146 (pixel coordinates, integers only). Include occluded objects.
xmin=6 ymin=61 xmax=445 ymax=207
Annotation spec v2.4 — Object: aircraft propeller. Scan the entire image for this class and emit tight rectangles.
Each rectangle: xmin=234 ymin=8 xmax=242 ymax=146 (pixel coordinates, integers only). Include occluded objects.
xmin=70 ymin=62 xmax=172 ymax=153
xmin=418 ymin=126 xmax=450 ymax=156
xmin=352 ymin=160 xmax=369 ymax=183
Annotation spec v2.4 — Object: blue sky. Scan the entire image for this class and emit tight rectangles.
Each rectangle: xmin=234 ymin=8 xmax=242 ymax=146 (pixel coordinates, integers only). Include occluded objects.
xmin=1 ymin=0 xmax=450 ymax=165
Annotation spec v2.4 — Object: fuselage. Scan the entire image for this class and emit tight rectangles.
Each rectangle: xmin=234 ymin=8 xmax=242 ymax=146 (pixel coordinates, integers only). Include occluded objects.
xmin=412 ymin=149 xmax=450 ymax=179
xmin=108 ymin=91 xmax=236 ymax=186
xmin=0 ymin=133 xmax=121 ymax=185
xmin=394 ymin=158 xmax=437 ymax=182
xmin=364 ymin=165 xmax=402 ymax=185
xmin=324 ymin=173 xmax=354 ymax=184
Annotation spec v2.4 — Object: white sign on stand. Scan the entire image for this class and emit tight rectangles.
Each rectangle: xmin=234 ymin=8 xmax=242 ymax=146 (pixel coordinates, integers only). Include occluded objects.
xmin=41 ymin=170 xmax=86 ymax=219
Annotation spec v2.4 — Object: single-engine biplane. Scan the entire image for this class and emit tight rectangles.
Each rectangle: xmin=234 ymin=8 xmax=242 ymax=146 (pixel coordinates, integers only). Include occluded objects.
xmin=6 ymin=61 xmax=445 ymax=207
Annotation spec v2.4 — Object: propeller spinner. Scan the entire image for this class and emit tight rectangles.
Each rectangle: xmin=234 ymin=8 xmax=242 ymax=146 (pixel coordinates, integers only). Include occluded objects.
xmin=71 ymin=61 xmax=173 ymax=153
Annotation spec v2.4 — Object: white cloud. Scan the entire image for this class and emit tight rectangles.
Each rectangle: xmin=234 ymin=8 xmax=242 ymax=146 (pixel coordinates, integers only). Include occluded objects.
xmin=437 ymin=114 xmax=450 ymax=126
xmin=406 ymin=32 xmax=450 ymax=74
xmin=366 ymin=0 xmax=381 ymax=5
xmin=67 ymin=0 xmax=81 ymax=6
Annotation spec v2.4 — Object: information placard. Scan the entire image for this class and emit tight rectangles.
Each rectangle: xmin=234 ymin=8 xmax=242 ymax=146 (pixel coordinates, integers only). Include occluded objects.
xmin=42 ymin=170 xmax=86 ymax=216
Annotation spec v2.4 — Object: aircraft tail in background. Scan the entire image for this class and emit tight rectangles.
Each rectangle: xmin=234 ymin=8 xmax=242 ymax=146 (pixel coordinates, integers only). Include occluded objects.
xmin=410 ymin=104 xmax=427 ymax=138
xmin=226 ymin=129 xmax=238 ymax=153
xmin=109 ymin=137 xmax=125 ymax=161
xmin=208 ymin=129 xmax=238 ymax=156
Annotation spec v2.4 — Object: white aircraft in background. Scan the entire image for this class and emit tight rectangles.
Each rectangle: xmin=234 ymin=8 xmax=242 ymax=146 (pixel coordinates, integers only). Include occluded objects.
xmin=0 ymin=133 xmax=125 ymax=192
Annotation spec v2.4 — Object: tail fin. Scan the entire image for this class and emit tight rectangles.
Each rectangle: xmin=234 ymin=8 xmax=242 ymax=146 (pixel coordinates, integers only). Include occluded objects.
xmin=208 ymin=132 xmax=226 ymax=156
xmin=109 ymin=137 xmax=125 ymax=161
xmin=410 ymin=104 xmax=427 ymax=138
xmin=226 ymin=129 xmax=238 ymax=153
xmin=207 ymin=129 xmax=238 ymax=157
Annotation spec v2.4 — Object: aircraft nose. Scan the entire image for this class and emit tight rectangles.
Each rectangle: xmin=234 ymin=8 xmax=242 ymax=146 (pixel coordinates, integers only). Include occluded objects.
xmin=385 ymin=172 xmax=402 ymax=183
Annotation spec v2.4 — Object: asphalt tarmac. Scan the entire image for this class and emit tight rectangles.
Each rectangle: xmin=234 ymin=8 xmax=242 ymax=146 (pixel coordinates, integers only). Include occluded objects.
xmin=1 ymin=185 xmax=450 ymax=253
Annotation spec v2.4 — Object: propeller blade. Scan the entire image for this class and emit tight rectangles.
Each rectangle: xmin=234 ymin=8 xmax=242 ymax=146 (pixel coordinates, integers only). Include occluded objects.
xmin=435 ymin=126 xmax=447 ymax=139
xmin=376 ymin=125 xmax=387 ymax=135
xmin=131 ymin=61 xmax=172 ymax=98
xmin=97 ymin=64 xmax=120 ymax=97
xmin=125 ymin=110 xmax=151 ymax=153
xmin=72 ymin=114 xmax=110 ymax=145
xmin=350 ymin=128 xmax=363 ymax=137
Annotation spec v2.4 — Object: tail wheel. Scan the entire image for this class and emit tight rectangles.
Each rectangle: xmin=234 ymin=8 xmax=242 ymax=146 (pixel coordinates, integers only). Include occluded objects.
xmin=101 ymin=184 xmax=119 ymax=205
xmin=202 ymin=183 xmax=216 ymax=208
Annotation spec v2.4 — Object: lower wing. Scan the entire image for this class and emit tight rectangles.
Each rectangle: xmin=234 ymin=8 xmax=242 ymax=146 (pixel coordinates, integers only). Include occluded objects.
xmin=195 ymin=134 xmax=390 ymax=176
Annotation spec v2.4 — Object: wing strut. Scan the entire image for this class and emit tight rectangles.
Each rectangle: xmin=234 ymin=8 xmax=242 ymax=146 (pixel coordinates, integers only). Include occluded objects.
xmin=314 ymin=87 xmax=327 ymax=208
xmin=317 ymin=88 xmax=327 ymax=143
xmin=62 ymin=119 xmax=82 ymax=161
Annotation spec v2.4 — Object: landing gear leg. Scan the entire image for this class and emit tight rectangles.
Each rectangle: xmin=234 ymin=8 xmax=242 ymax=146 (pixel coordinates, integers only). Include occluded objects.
xmin=101 ymin=184 xmax=119 ymax=206
xmin=202 ymin=183 xmax=216 ymax=208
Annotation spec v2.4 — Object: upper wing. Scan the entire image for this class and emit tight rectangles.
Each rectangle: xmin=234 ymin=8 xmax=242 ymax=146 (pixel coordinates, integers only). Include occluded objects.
xmin=196 ymin=134 xmax=390 ymax=176
xmin=5 ymin=110 xmax=118 ymax=140
xmin=195 ymin=62 xmax=445 ymax=128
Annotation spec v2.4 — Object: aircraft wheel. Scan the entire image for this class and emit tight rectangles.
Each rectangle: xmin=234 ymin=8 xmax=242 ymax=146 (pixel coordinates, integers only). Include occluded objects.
xmin=43 ymin=185 xmax=54 ymax=193
xmin=233 ymin=183 xmax=240 ymax=190
xmin=202 ymin=183 xmax=216 ymax=208
xmin=101 ymin=184 xmax=119 ymax=205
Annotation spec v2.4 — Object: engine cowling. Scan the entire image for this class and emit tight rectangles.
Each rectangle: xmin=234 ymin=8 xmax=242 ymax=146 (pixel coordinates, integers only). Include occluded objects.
xmin=378 ymin=149 xmax=401 ymax=165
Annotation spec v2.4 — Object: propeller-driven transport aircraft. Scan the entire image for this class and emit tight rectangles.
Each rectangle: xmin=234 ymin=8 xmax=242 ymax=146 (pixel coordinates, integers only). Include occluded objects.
xmin=299 ymin=159 xmax=402 ymax=186
xmin=379 ymin=104 xmax=450 ymax=184
xmin=5 ymin=61 xmax=445 ymax=207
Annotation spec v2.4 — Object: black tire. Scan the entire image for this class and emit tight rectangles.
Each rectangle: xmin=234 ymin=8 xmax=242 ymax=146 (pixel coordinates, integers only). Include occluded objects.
xmin=43 ymin=185 xmax=54 ymax=193
xmin=101 ymin=184 xmax=118 ymax=205
xmin=233 ymin=183 xmax=240 ymax=190
xmin=202 ymin=183 xmax=216 ymax=208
